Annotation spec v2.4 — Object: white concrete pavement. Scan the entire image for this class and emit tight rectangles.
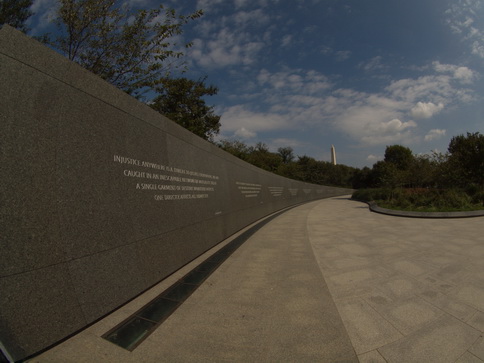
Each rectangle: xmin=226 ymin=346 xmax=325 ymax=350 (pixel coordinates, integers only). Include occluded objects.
xmin=308 ymin=197 xmax=484 ymax=362
xmin=29 ymin=197 xmax=484 ymax=362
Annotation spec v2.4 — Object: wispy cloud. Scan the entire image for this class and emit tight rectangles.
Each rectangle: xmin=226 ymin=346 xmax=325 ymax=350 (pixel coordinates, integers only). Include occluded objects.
xmin=196 ymin=0 xmax=225 ymax=12
xmin=320 ymin=46 xmax=352 ymax=62
xmin=335 ymin=50 xmax=351 ymax=61
xmin=257 ymin=68 xmax=332 ymax=94
xmin=445 ymin=0 xmax=484 ymax=59
xmin=190 ymin=6 xmax=272 ymax=68
xmin=190 ymin=28 xmax=264 ymax=68
xmin=358 ymin=56 xmax=386 ymax=72
xmin=281 ymin=34 xmax=293 ymax=47
xmin=231 ymin=8 xmax=270 ymax=26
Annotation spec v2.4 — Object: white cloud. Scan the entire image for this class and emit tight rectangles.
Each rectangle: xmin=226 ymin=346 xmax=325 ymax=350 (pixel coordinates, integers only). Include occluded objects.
xmin=337 ymin=107 xmax=417 ymax=146
xmin=454 ymin=67 xmax=477 ymax=84
xmin=220 ymin=60 xmax=477 ymax=147
xmin=385 ymin=71 xmax=475 ymax=106
xmin=234 ymin=127 xmax=257 ymax=138
xmin=410 ymin=102 xmax=444 ymax=119
xmin=220 ymin=105 xmax=291 ymax=138
xmin=28 ymin=0 xmax=58 ymax=33
xmin=472 ymin=41 xmax=484 ymax=58
xmin=379 ymin=119 xmax=417 ymax=133
xmin=367 ymin=154 xmax=382 ymax=161
xmin=433 ymin=61 xmax=477 ymax=84
xmin=425 ymin=129 xmax=446 ymax=141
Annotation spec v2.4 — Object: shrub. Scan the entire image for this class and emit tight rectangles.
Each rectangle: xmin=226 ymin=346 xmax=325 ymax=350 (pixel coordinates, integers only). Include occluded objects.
xmin=436 ymin=189 xmax=472 ymax=209
xmin=352 ymin=188 xmax=394 ymax=202
xmin=471 ymin=191 xmax=484 ymax=206
xmin=352 ymin=187 xmax=483 ymax=211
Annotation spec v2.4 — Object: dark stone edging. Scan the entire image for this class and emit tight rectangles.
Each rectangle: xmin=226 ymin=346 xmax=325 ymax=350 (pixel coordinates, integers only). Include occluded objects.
xmin=367 ymin=202 xmax=484 ymax=219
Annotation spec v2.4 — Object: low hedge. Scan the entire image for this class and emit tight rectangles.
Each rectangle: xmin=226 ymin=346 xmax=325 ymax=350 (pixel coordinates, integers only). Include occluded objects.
xmin=352 ymin=188 xmax=484 ymax=212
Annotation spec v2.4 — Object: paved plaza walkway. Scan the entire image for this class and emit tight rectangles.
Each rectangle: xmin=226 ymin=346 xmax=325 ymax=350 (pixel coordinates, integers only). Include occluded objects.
xmin=30 ymin=197 xmax=484 ymax=362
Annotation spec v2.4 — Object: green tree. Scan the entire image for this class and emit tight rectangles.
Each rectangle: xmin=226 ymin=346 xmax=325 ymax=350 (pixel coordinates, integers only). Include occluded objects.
xmin=295 ymin=155 xmax=321 ymax=184
xmin=150 ymin=77 xmax=221 ymax=140
xmin=247 ymin=143 xmax=282 ymax=172
xmin=375 ymin=145 xmax=415 ymax=188
xmin=352 ymin=166 xmax=373 ymax=189
xmin=277 ymin=161 xmax=302 ymax=180
xmin=0 ymin=0 xmax=33 ymax=32
xmin=384 ymin=145 xmax=414 ymax=170
xmin=370 ymin=160 xmax=401 ymax=188
xmin=447 ymin=132 xmax=484 ymax=188
xmin=277 ymin=147 xmax=295 ymax=164
xmin=217 ymin=139 xmax=253 ymax=161
xmin=329 ymin=164 xmax=355 ymax=188
xmin=407 ymin=154 xmax=436 ymax=188
xmin=429 ymin=151 xmax=454 ymax=189
xmin=49 ymin=0 xmax=202 ymax=98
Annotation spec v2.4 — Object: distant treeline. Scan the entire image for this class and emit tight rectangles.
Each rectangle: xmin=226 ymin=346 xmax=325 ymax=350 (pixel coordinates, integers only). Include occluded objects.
xmin=218 ymin=131 xmax=484 ymax=193
xmin=217 ymin=140 xmax=357 ymax=188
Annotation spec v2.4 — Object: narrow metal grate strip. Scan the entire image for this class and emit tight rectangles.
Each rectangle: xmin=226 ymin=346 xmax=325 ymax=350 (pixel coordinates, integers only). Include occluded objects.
xmin=102 ymin=206 xmax=296 ymax=351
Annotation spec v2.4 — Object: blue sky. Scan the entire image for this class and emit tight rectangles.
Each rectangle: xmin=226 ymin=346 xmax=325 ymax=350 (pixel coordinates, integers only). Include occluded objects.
xmin=28 ymin=0 xmax=484 ymax=167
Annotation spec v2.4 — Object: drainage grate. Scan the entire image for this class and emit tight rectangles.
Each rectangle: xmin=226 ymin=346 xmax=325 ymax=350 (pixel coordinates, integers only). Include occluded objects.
xmin=103 ymin=206 xmax=295 ymax=351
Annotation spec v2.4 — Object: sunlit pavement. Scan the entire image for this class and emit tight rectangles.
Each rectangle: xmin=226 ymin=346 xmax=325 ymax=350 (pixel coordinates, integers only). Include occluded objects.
xmin=30 ymin=197 xmax=484 ymax=362
xmin=307 ymin=197 xmax=484 ymax=362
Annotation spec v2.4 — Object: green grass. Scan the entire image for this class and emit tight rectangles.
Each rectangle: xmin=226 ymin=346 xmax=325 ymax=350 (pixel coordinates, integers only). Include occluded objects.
xmin=352 ymin=188 xmax=484 ymax=213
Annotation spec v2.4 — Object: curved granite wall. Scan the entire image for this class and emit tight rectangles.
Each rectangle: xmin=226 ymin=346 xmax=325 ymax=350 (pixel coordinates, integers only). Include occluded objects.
xmin=0 ymin=25 xmax=350 ymax=361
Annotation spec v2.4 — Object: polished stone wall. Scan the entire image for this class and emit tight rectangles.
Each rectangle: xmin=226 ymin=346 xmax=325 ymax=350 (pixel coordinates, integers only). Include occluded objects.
xmin=0 ymin=25 xmax=350 ymax=361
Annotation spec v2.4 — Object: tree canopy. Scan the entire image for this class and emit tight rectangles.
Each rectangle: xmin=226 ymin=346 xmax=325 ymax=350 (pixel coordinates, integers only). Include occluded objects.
xmin=0 ymin=0 xmax=33 ymax=32
xmin=150 ymin=77 xmax=221 ymax=140
xmin=49 ymin=0 xmax=203 ymax=98
xmin=384 ymin=145 xmax=414 ymax=170
xmin=45 ymin=0 xmax=222 ymax=140
xmin=277 ymin=147 xmax=295 ymax=164
xmin=353 ymin=132 xmax=484 ymax=194
xmin=447 ymin=132 xmax=484 ymax=188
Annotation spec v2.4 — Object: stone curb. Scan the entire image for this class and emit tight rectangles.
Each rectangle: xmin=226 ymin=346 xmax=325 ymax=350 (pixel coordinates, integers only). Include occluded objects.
xmin=367 ymin=201 xmax=484 ymax=219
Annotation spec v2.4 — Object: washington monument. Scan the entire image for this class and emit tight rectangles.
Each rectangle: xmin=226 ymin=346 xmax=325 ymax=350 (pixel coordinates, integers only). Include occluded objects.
xmin=331 ymin=145 xmax=337 ymax=165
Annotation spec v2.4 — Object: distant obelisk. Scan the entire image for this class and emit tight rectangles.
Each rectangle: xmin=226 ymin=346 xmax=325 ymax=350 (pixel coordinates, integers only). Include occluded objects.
xmin=331 ymin=145 xmax=337 ymax=165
